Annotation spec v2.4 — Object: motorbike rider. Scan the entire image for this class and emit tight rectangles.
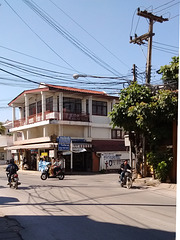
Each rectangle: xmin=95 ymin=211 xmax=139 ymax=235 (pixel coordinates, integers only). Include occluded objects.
xmin=119 ymin=160 xmax=131 ymax=183
xmin=6 ymin=158 xmax=19 ymax=185
xmin=52 ymin=158 xmax=61 ymax=176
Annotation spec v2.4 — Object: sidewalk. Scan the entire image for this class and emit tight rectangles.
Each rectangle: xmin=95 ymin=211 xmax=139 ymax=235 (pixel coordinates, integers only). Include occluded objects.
xmin=134 ymin=177 xmax=177 ymax=190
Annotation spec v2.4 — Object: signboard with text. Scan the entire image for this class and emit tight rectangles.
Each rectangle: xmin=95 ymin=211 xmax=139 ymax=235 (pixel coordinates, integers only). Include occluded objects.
xmin=58 ymin=136 xmax=71 ymax=151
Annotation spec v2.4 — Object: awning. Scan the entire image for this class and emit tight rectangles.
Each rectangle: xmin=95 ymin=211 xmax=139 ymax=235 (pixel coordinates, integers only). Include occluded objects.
xmin=4 ymin=143 xmax=58 ymax=150
xmin=72 ymin=143 xmax=92 ymax=148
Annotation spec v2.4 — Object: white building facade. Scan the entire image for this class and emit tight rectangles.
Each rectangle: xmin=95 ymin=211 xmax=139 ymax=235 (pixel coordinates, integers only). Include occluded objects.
xmin=6 ymin=84 xmax=129 ymax=172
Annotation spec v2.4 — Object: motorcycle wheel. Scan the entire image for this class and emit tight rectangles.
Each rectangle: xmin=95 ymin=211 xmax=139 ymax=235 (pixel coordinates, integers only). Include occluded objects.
xmin=58 ymin=173 xmax=64 ymax=180
xmin=41 ymin=173 xmax=47 ymax=180
xmin=14 ymin=182 xmax=18 ymax=189
xmin=126 ymin=177 xmax=132 ymax=189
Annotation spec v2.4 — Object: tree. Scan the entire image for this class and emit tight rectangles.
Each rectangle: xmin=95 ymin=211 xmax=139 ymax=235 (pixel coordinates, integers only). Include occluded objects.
xmin=158 ymin=56 xmax=179 ymax=89
xmin=109 ymin=82 xmax=178 ymax=181
xmin=0 ymin=122 xmax=5 ymax=135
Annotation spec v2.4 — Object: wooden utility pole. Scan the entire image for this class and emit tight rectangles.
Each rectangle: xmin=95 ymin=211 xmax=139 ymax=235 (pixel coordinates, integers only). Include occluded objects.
xmin=132 ymin=64 xmax=137 ymax=82
xmin=130 ymin=8 xmax=168 ymax=84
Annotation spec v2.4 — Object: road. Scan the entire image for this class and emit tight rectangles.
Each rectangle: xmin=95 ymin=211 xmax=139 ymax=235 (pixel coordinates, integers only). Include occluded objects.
xmin=0 ymin=166 xmax=176 ymax=240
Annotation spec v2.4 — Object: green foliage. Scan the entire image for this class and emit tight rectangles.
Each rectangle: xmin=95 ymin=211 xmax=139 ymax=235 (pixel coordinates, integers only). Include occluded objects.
xmin=109 ymin=81 xmax=177 ymax=181
xmin=109 ymin=83 xmax=177 ymax=144
xmin=147 ymin=150 xmax=173 ymax=182
xmin=158 ymin=56 xmax=179 ymax=89
xmin=109 ymin=82 xmax=153 ymax=133
xmin=0 ymin=122 xmax=5 ymax=135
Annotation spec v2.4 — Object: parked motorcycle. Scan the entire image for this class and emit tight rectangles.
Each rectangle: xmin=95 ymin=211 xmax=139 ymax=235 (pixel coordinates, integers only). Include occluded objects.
xmin=40 ymin=164 xmax=65 ymax=180
xmin=7 ymin=172 xmax=20 ymax=189
xmin=119 ymin=169 xmax=133 ymax=189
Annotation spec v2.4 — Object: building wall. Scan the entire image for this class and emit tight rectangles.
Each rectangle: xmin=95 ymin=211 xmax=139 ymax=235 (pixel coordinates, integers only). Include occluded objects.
xmin=91 ymin=127 xmax=110 ymax=139
xmin=92 ymin=116 xmax=110 ymax=124
xmin=63 ymin=125 xmax=84 ymax=138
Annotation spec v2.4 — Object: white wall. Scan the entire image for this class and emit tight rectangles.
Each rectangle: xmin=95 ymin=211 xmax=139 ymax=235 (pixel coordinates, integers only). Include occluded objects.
xmin=91 ymin=127 xmax=110 ymax=139
xmin=92 ymin=116 xmax=110 ymax=124
xmin=99 ymin=152 xmax=130 ymax=171
xmin=63 ymin=125 xmax=84 ymax=138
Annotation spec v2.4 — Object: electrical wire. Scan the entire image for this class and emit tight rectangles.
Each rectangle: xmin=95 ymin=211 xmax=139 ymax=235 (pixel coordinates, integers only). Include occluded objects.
xmin=49 ymin=0 xmax=130 ymax=69
xmin=4 ymin=0 xmax=77 ymax=72
xmin=22 ymin=0 xmax=122 ymax=76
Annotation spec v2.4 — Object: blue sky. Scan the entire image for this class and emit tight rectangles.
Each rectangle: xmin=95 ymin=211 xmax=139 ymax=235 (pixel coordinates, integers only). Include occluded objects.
xmin=0 ymin=0 xmax=179 ymax=122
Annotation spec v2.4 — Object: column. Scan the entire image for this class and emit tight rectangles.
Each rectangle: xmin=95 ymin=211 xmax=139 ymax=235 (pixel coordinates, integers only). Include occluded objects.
xmin=88 ymin=96 xmax=92 ymax=138
xmin=53 ymin=94 xmax=57 ymax=112
xmin=59 ymin=92 xmax=63 ymax=120
xmin=88 ymin=96 xmax=92 ymax=122
xmin=24 ymin=94 xmax=29 ymax=125
xmin=43 ymin=126 xmax=47 ymax=137
xmin=41 ymin=91 xmax=46 ymax=120
xmin=82 ymin=98 xmax=86 ymax=113
xmin=12 ymin=104 xmax=15 ymax=128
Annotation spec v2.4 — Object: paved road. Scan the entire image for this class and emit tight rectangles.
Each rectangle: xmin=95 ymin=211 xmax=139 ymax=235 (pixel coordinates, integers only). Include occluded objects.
xmin=0 ymin=166 xmax=176 ymax=240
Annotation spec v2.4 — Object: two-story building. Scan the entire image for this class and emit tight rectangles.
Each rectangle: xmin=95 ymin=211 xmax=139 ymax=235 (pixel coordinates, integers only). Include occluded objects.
xmin=6 ymin=83 xmax=129 ymax=172
xmin=0 ymin=121 xmax=13 ymax=164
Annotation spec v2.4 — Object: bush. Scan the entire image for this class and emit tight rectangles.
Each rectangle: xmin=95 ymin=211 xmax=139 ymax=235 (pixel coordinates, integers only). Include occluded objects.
xmin=147 ymin=150 xmax=172 ymax=182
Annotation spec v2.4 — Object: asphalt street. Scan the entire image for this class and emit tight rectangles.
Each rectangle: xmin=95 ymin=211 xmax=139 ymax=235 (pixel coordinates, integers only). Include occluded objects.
xmin=0 ymin=165 xmax=176 ymax=240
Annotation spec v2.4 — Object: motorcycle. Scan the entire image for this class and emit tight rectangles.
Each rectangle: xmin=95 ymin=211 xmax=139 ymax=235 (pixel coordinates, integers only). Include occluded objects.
xmin=7 ymin=172 xmax=20 ymax=189
xmin=119 ymin=169 xmax=133 ymax=189
xmin=40 ymin=164 xmax=65 ymax=180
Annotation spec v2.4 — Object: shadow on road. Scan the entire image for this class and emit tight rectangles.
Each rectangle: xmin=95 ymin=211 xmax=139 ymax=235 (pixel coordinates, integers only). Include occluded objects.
xmin=9 ymin=215 xmax=175 ymax=240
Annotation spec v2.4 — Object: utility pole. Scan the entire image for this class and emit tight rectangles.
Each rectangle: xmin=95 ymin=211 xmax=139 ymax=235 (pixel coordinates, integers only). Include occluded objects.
xmin=132 ymin=64 xmax=137 ymax=82
xmin=130 ymin=8 xmax=168 ymax=84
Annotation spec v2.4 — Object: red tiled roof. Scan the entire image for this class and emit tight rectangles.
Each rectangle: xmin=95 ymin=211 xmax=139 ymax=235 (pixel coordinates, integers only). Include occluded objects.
xmin=8 ymin=84 xmax=118 ymax=105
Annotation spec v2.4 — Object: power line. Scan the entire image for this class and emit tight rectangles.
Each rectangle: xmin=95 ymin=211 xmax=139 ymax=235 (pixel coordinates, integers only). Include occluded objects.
xmin=153 ymin=41 xmax=178 ymax=49
xmin=22 ymin=0 xmax=122 ymax=76
xmin=153 ymin=1 xmax=179 ymax=14
xmin=152 ymin=0 xmax=176 ymax=11
xmin=49 ymin=0 xmax=130 ymax=69
xmin=0 ymin=45 xmax=75 ymax=72
xmin=4 ymin=0 xmax=77 ymax=72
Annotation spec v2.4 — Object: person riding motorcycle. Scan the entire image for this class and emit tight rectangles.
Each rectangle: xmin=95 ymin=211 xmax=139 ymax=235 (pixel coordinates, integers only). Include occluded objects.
xmin=51 ymin=158 xmax=62 ymax=176
xmin=6 ymin=158 xmax=19 ymax=185
xmin=119 ymin=160 xmax=131 ymax=183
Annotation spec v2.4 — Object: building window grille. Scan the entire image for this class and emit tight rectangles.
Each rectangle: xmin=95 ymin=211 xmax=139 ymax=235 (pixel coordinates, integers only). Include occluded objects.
xmin=111 ymin=129 xmax=124 ymax=139
xmin=37 ymin=100 xmax=42 ymax=113
xmin=46 ymin=96 xmax=53 ymax=112
xmin=29 ymin=103 xmax=36 ymax=116
xmin=63 ymin=97 xmax=81 ymax=113
xmin=92 ymin=100 xmax=107 ymax=116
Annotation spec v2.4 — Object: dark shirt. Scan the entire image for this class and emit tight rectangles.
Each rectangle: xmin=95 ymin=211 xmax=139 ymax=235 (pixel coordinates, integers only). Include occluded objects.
xmin=6 ymin=163 xmax=19 ymax=174
xmin=120 ymin=163 xmax=131 ymax=172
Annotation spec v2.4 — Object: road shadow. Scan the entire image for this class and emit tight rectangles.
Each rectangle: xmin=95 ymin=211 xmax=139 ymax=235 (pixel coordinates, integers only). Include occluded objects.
xmin=10 ymin=215 xmax=175 ymax=240
xmin=0 ymin=196 xmax=19 ymax=204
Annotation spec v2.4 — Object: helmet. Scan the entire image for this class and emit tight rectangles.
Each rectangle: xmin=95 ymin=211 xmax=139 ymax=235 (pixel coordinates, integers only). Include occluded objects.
xmin=10 ymin=158 xmax=14 ymax=164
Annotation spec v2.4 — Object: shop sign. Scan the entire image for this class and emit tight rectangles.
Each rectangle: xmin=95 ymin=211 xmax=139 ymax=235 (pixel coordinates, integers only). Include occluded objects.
xmin=31 ymin=149 xmax=38 ymax=154
xmin=41 ymin=152 xmax=48 ymax=157
xmin=58 ymin=136 xmax=71 ymax=151
xmin=49 ymin=150 xmax=55 ymax=158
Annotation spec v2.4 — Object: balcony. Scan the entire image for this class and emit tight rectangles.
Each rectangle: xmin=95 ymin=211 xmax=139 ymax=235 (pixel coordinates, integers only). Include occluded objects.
xmin=63 ymin=112 xmax=89 ymax=122
xmin=13 ymin=111 xmax=89 ymax=127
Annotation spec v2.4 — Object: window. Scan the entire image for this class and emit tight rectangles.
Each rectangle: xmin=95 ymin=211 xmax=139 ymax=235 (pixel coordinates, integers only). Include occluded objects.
xmin=63 ymin=97 xmax=81 ymax=113
xmin=111 ymin=129 xmax=124 ymax=139
xmin=46 ymin=97 xmax=53 ymax=112
xmin=29 ymin=103 xmax=36 ymax=116
xmin=92 ymin=100 xmax=107 ymax=116
xmin=86 ymin=99 xmax=89 ymax=114
xmin=37 ymin=101 xmax=42 ymax=113
xmin=57 ymin=96 xmax=59 ymax=112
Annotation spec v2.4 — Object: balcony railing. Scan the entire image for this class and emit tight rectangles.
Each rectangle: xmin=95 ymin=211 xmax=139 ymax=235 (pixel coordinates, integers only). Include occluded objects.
xmin=63 ymin=112 xmax=89 ymax=122
xmin=13 ymin=111 xmax=89 ymax=127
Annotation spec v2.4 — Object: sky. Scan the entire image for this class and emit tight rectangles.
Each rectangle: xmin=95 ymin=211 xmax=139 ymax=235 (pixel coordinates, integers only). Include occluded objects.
xmin=0 ymin=0 xmax=179 ymax=122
